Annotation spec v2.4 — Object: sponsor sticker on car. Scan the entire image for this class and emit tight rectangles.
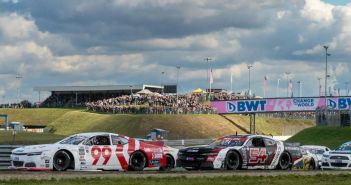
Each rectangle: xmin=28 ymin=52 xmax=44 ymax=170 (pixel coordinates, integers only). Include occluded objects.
xmin=152 ymin=153 xmax=163 ymax=159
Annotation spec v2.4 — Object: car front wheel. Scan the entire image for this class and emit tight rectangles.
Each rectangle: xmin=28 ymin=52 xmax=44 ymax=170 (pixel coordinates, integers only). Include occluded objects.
xmin=225 ymin=151 xmax=241 ymax=170
xmin=53 ymin=150 xmax=71 ymax=171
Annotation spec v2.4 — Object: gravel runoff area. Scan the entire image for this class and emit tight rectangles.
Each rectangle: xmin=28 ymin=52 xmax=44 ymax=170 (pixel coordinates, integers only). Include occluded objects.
xmin=0 ymin=170 xmax=351 ymax=180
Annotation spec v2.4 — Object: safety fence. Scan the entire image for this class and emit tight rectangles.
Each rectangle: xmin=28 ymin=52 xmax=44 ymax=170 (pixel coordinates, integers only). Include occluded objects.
xmin=0 ymin=145 xmax=21 ymax=170
xmin=166 ymin=139 xmax=214 ymax=147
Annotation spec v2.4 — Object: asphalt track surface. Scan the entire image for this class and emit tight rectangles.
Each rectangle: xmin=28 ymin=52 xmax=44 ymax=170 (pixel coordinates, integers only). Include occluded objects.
xmin=1 ymin=169 xmax=351 ymax=180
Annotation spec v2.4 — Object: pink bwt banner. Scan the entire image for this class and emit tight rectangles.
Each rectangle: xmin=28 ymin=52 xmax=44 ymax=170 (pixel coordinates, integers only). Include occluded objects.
xmin=211 ymin=97 xmax=351 ymax=114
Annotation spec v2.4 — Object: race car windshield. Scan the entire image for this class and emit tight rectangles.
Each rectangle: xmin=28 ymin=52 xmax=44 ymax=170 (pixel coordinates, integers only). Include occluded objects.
xmin=336 ymin=144 xmax=351 ymax=151
xmin=306 ymin=149 xmax=325 ymax=154
xmin=209 ymin=137 xmax=245 ymax=147
xmin=59 ymin=135 xmax=89 ymax=145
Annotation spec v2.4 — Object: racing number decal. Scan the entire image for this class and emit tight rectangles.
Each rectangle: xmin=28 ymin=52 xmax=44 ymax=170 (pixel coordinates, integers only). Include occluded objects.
xmin=249 ymin=148 xmax=267 ymax=164
xmin=91 ymin=146 xmax=112 ymax=165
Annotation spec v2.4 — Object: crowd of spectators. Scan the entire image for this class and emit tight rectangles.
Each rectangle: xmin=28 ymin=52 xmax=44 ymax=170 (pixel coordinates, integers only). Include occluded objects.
xmin=86 ymin=93 xmax=216 ymax=114
xmin=258 ymin=112 xmax=316 ymax=120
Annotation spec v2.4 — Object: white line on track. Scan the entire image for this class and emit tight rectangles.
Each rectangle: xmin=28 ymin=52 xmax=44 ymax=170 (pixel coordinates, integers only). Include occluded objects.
xmin=0 ymin=170 xmax=351 ymax=180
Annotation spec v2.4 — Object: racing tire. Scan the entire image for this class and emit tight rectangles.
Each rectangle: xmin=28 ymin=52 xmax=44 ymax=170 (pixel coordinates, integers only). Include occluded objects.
xmin=128 ymin=151 xmax=147 ymax=171
xmin=309 ymin=159 xmax=316 ymax=170
xmin=159 ymin=154 xmax=175 ymax=171
xmin=278 ymin=152 xmax=291 ymax=170
xmin=53 ymin=150 xmax=72 ymax=171
xmin=225 ymin=151 xmax=241 ymax=170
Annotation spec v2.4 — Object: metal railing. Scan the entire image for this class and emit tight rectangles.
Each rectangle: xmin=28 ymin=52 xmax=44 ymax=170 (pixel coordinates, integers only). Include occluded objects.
xmin=166 ymin=139 xmax=213 ymax=147
xmin=0 ymin=145 xmax=21 ymax=170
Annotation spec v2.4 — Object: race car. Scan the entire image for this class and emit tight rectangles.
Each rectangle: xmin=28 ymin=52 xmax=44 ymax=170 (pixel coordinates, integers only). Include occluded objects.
xmin=136 ymin=139 xmax=179 ymax=169
xmin=321 ymin=141 xmax=351 ymax=170
xmin=177 ymin=134 xmax=302 ymax=170
xmin=10 ymin=132 xmax=176 ymax=171
xmin=293 ymin=145 xmax=330 ymax=170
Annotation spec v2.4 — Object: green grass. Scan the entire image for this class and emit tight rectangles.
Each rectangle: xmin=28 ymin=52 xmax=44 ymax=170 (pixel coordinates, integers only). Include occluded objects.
xmin=48 ymin=111 xmax=246 ymax=139
xmin=0 ymin=108 xmax=76 ymax=126
xmin=223 ymin=114 xmax=314 ymax=135
xmin=0 ymin=108 xmax=317 ymax=144
xmin=287 ymin=126 xmax=351 ymax=149
xmin=0 ymin=131 xmax=65 ymax=145
xmin=1 ymin=175 xmax=351 ymax=185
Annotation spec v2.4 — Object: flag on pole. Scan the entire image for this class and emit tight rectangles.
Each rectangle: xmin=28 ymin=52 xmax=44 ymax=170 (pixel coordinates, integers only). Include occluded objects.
xmin=209 ymin=68 xmax=214 ymax=84
xmin=230 ymin=71 xmax=233 ymax=92
xmin=263 ymin=76 xmax=268 ymax=97
xmin=288 ymin=79 xmax=293 ymax=97
xmin=230 ymin=71 xmax=233 ymax=84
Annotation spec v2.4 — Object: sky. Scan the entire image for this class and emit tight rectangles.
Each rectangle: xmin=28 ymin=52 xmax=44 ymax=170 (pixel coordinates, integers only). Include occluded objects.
xmin=0 ymin=0 xmax=351 ymax=103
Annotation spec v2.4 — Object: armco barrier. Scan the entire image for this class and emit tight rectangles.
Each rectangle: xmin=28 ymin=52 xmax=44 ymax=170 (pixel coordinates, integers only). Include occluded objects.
xmin=166 ymin=139 xmax=213 ymax=147
xmin=0 ymin=145 xmax=21 ymax=170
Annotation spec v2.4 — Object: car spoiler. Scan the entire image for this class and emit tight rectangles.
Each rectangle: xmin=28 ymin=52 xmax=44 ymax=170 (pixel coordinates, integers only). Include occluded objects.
xmin=135 ymin=138 xmax=166 ymax=147
xmin=284 ymin=142 xmax=301 ymax=147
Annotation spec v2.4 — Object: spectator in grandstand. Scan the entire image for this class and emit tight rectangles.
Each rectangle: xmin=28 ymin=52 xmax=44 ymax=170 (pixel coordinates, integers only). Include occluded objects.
xmin=86 ymin=93 xmax=216 ymax=115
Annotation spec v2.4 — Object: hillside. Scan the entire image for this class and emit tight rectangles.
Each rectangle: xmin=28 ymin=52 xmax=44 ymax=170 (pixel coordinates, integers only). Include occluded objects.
xmin=0 ymin=108 xmax=314 ymax=139
xmin=223 ymin=114 xmax=314 ymax=136
xmin=287 ymin=126 xmax=351 ymax=149
xmin=48 ymin=111 xmax=248 ymax=138
xmin=0 ymin=108 xmax=74 ymax=125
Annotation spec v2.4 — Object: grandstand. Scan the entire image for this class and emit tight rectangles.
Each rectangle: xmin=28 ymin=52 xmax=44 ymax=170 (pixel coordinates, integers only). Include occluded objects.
xmin=34 ymin=84 xmax=176 ymax=107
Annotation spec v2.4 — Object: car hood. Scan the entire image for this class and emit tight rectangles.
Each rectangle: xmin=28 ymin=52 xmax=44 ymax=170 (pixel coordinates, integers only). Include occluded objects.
xmin=179 ymin=145 xmax=241 ymax=154
xmin=12 ymin=144 xmax=58 ymax=154
xmin=329 ymin=150 xmax=351 ymax=155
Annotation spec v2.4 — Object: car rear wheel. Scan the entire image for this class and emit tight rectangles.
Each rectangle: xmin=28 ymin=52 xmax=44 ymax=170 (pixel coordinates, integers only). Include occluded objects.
xmin=160 ymin=154 xmax=175 ymax=171
xmin=278 ymin=152 xmax=291 ymax=170
xmin=225 ymin=151 xmax=241 ymax=170
xmin=53 ymin=150 xmax=71 ymax=171
xmin=129 ymin=151 xmax=146 ymax=171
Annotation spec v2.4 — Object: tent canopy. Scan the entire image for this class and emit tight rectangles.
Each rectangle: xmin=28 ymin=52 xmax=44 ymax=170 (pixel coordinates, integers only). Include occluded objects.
xmin=136 ymin=89 xmax=153 ymax=94
xmin=192 ymin=88 xmax=206 ymax=94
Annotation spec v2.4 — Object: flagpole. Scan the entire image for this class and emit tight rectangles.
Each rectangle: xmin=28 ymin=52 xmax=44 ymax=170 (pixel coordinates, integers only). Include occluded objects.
xmin=285 ymin=72 xmax=291 ymax=97
xmin=230 ymin=71 xmax=233 ymax=93
xmin=276 ymin=79 xmax=280 ymax=98
xmin=204 ymin=57 xmax=212 ymax=99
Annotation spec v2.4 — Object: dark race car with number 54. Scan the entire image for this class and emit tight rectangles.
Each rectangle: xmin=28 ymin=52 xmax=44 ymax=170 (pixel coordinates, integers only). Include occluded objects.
xmin=177 ymin=134 xmax=302 ymax=170
xmin=10 ymin=132 xmax=177 ymax=171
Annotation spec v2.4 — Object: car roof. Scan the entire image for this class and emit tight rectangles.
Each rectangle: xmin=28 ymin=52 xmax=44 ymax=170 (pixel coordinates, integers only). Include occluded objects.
xmin=74 ymin=132 xmax=118 ymax=137
xmin=220 ymin=134 xmax=273 ymax=140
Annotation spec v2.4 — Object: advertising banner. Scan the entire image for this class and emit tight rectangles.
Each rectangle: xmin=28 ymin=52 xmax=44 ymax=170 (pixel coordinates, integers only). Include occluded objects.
xmin=211 ymin=97 xmax=351 ymax=114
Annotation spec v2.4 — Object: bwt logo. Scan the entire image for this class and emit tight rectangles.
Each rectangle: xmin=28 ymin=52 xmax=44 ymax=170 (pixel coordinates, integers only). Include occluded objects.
xmin=226 ymin=100 xmax=266 ymax=112
xmin=327 ymin=98 xmax=351 ymax=109
xmin=226 ymin=102 xmax=236 ymax=112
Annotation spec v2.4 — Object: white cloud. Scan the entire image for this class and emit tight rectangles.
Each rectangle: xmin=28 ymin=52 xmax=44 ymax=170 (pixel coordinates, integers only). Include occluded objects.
xmin=300 ymin=0 xmax=334 ymax=25
xmin=126 ymin=34 xmax=220 ymax=49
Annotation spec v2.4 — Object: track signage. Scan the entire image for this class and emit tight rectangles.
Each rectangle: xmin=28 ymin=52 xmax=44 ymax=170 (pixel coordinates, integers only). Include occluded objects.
xmin=211 ymin=97 xmax=351 ymax=114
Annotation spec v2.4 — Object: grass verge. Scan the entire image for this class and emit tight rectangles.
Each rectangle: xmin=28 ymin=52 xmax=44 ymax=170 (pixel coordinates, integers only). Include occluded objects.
xmin=1 ymin=175 xmax=351 ymax=185
xmin=0 ymin=131 xmax=65 ymax=145
xmin=287 ymin=126 xmax=351 ymax=149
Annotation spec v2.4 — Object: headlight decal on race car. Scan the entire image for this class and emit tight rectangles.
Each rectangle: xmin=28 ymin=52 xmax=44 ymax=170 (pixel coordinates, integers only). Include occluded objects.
xmin=91 ymin=146 xmax=112 ymax=165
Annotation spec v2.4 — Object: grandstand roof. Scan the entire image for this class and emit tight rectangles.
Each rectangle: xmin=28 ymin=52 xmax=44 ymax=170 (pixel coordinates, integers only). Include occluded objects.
xmin=33 ymin=84 xmax=162 ymax=92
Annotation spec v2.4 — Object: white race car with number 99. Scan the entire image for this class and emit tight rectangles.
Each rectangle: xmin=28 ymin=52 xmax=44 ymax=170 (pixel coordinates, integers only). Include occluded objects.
xmin=10 ymin=132 xmax=177 ymax=171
